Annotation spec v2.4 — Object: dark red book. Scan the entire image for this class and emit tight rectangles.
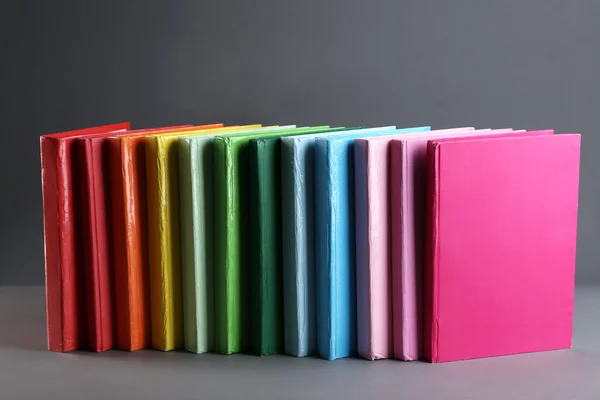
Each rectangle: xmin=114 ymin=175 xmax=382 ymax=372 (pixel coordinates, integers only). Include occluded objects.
xmin=40 ymin=122 xmax=130 ymax=352
xmin=78 ymin=136 xmax=119 ymax=351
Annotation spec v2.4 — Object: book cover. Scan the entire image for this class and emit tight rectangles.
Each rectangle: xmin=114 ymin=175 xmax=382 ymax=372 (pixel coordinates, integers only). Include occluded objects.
xmin=247 ymin=127 xmax=360 ymax=356
xmin=423 ymin=133 xmax=579 ymax=363
xmin=354 ymin=128 xmax=481 ymax=360
xmin=108 ymin=124 xmax=222 ymax=351
xmin=213 ymin=126 xmax=335 ymax=355
xmin=279 ymin=126 xmax=395 ymax=357
xmin=314 ymin=126 xmax=430 ymax=360
xmin=40 ymin=122 xmax=130 ymax=352
xmin=145 ymin=125 xmax=258 ymax=351
xmin=178 ymin=126 xmax=294 ymax=354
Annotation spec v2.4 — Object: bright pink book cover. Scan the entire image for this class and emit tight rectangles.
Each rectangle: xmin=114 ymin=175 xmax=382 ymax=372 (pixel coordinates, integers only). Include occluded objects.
xmin=423 ymin=134 xmax=580 ymax=363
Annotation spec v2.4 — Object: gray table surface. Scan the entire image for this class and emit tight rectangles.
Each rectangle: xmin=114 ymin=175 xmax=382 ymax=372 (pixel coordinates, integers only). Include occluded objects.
xmin=0 ymin=285 xmax=598 ymax=400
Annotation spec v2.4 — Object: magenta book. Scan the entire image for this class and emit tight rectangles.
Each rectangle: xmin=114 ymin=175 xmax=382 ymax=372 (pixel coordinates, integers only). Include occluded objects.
xmin=423 ymin=134 xmax=581 ymax=363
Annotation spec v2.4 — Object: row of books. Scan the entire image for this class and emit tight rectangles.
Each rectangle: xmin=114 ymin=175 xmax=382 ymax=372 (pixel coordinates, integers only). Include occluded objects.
xmin=40 ymin=123 xmax=580 ymax=363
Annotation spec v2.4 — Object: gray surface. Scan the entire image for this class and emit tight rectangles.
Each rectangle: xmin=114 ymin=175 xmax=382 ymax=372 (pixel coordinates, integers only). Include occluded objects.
xmin=0 ymin=286 xmax=598 ymax=399
xmin=1 ymin=0 xmax=599 ymax=285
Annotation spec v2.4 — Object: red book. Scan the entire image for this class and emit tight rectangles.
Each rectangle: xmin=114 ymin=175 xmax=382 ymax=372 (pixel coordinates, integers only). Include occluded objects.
xmin=40 ymin=122 xmax=130 ymax=352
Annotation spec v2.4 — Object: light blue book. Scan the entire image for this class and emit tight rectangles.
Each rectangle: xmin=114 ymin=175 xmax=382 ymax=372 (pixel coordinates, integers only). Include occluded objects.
xmin=314 ymin=126 xmax=431 ymax=360
xmin=280 ymin=126 xmax=395 ymax=357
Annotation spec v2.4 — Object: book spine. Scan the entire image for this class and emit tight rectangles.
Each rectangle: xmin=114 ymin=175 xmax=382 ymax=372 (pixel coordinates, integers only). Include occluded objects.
xmin=95 ymin=138 xmax=117 ymax=351
xmin=157 ymin=137 xmax=184 ymax=350
xmin=301 ymin=139 xmax=318 ymax=357
xmin=315 ymin=139 xmax=335 ymax=360
xmin=390 ymin=140 xmax=406 ymax=359
xmin=247 ymin=140 xmax=263 ymax=354
xmin=79 ymin=139 xmax=116 ymax=351
xmin=108 ymin=138 xmax=133 ymax=350
xmin=145 ymin=137 xmax=168 ymax=350
xmin=281 ymin=139 xmax=300 ymax=356
xmin=368 ymin=141 xmax=393 ymax=359
xmin=41 ymin=138 xmax=69 ymax=352
xmin=55 ymin=139 xmax=88 ymax=351
xmin=333 ymin=140 xmax=358 ymax=360
xmin=257 ymin=139 xmax=284 ymax=355
xmin=127 ymin=137 xmax=152 ymax=350
xmin=423 ymin=141 xmax=441 ymax=363
xmin=213 ymin=137 xmax=237 ymax=354
xmin=165 ymin=137 xmax=184 ymax=350
xmin=178 ymin=138 xmax=200 ymax=353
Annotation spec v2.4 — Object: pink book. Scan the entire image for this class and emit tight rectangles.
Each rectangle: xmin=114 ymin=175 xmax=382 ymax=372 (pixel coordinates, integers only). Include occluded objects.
xmin=423 ymin=133 xmax=580 ymax=363
xmin=354 ymin=127 xmax=480 ymax=360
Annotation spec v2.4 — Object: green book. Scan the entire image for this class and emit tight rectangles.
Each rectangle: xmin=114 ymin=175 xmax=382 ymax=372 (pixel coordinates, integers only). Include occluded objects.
xmin=247 ymin=127 xmax=362 ymax=355
xmin=213 ymin=126 xmax=338 ymax=355
xmin=178 ymin=126 xmax=296 ymax=354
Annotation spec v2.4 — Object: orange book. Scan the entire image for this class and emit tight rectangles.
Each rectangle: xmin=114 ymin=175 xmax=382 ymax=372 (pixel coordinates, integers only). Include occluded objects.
xmin=108 ymin=124 xmax=223 ymax=351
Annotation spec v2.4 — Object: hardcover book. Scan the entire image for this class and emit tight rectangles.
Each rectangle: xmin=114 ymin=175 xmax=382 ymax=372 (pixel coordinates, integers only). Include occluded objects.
xmin=279 ymin=126 xmax=395 ymax=357
xmin=313 ymin=126 xmax=430 ymax=360
xmin=423 ymin=133 xmax=579 ymax=363
xmin=145 ymin=125 xmax=257 ymax=351
xmin=40 ymin=122 xmax=130 ymax=352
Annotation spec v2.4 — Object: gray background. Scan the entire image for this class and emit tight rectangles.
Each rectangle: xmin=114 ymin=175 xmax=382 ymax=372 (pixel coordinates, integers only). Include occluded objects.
xmin=1 ymin=2 xmax=599 ymax=399
xmin=1 ymin=0 xmax=598 ymax=285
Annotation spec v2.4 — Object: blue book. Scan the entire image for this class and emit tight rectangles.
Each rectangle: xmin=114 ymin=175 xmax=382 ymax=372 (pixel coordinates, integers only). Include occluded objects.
xmin=314 ymin=126 xmax=431 ymax=360
xmin=280 ymin=126 xmax=396 ymax=357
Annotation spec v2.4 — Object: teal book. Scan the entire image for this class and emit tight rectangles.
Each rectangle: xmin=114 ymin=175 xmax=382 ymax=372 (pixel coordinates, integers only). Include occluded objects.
xmin=213 ymin=126 xmax=338 ymax=355
xmin=178 ymin=126 xmax=296 ymax=354
xmin=246 ymin=127 xmax=361 ymax=356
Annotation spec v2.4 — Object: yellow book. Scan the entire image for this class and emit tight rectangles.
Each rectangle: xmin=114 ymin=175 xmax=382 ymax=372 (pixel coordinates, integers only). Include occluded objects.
xmin=145 ymin=125 xmax=261 ymax=350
